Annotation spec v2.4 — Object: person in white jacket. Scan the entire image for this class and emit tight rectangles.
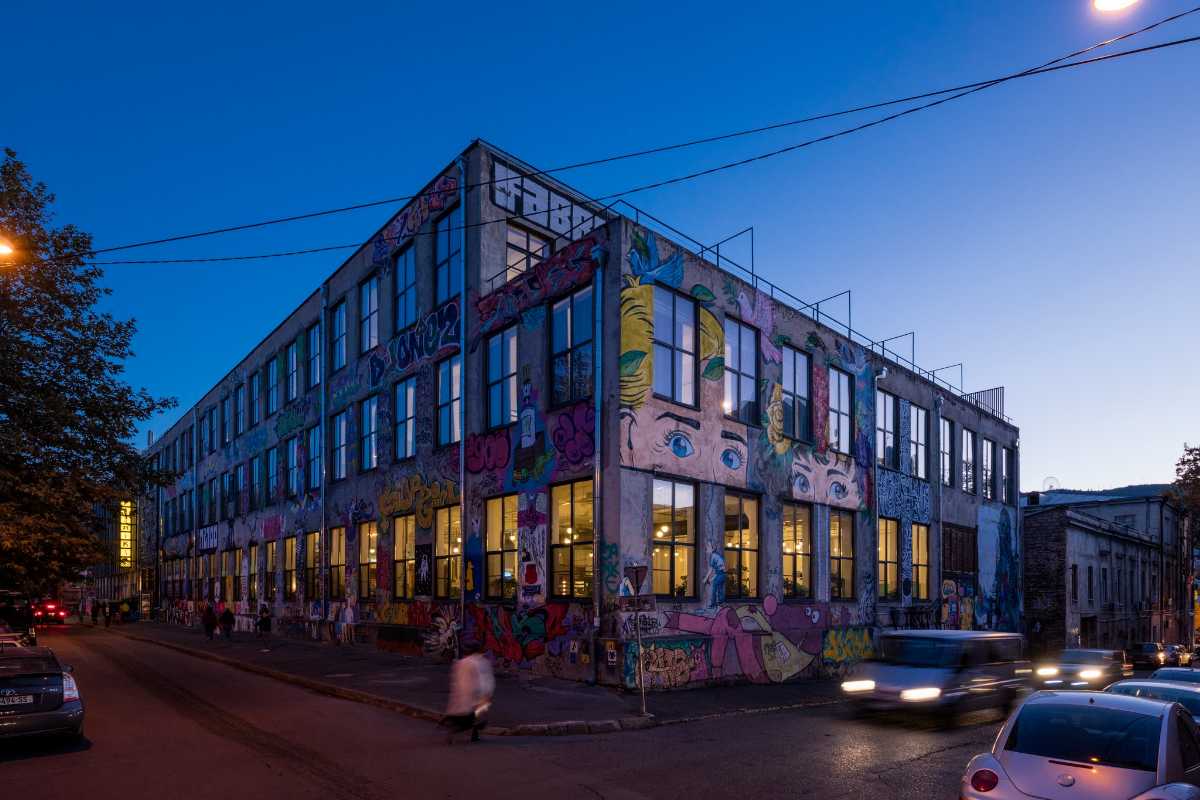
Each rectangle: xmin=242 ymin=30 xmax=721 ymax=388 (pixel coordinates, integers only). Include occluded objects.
xmin=444 ymin=645 xmax=494 ymax=744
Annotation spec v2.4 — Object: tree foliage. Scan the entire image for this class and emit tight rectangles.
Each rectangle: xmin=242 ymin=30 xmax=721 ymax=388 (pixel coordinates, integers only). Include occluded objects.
xmin=1173 ymin=444 xmax=1200 ymax=521
xmin=0 ymin=148 xmax=175 ymax=593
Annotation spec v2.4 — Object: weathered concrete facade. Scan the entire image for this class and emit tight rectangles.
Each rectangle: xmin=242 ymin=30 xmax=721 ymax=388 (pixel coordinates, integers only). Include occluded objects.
xmin=143 ymin=141 xmax=1021 ymax=688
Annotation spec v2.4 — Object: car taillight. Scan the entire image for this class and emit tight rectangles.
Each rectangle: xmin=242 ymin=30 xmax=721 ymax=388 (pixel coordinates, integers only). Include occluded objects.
xmin=62 ymin=673 xmax=79 ymax=702
xmin=34 ymin=611 xmax=43 ymax=617
xmin=58 ymin=610 xmax=67 ymax=617
xmin=970 ymin=769 xmax=999 ymax=792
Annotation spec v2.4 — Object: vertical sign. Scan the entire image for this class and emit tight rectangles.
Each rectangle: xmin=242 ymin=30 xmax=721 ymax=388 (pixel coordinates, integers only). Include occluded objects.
xmin=118 ymin=500 xmax=135 ymax=569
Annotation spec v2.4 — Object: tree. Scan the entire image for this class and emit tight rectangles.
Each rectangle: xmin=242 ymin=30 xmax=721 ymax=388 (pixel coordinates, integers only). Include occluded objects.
xmin=1173 ymin=444 xmax=1200 ymax=520
xmin=0 ymin=148 xmax=175 ymax=594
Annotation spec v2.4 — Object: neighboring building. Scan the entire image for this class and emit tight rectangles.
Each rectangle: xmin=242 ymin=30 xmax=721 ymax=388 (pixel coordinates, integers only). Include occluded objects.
xmin=90 ymin=499 xmax=141 ymax=605
xmin=142 ymin=140 xmax=1021 ymax=688
xmin=1022 ymin=488 xmax=1193 ymax=653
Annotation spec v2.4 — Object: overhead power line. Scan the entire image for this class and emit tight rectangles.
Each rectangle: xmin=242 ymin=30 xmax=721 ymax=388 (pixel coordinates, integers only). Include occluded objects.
xmin=81 ymin=31 xmax=1200 ymax=268
xmin=86 ymin=6 xmax=1200 ymax=258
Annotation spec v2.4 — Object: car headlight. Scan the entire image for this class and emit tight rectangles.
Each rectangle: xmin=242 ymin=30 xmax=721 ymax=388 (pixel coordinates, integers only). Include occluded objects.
xmin=1078 ymin=669 xmax=1102 ymax=680
xmin=900 ymin=687 xmax=942 ymax=702
xmin=1036 ymin=667 xmax=1059 ymax=677
xmin=842 ymin=679 xmax=875 ymax=693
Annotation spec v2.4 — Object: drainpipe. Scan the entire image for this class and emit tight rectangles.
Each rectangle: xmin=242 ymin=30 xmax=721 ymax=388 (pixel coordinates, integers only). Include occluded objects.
xmin=591 ymin=247 xmax=603 ymax=684
xmin=457 ymin=155 xmax=467 ymax=657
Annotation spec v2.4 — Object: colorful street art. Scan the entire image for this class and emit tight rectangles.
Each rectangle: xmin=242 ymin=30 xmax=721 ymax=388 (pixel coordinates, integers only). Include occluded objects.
xmin=942 ymin=578 xmax=976 ymax=630
xmin=975 ymin=505 xmax=1020 ymax=631
xmin=370 ymin=172 xmax=460 ymax=267
xmin=465 ymin=428 xmax=511 ymax=475
xmin=378 ymin=474 xmax=459 ymax=529
xmin=465 ymin=601 xmax=592 ymax=671
xmin=371 ymin=299 xmax=460 ymax=387
xmin=624 ymin=638 xmax=710 ymax=690
xmin=550 ymin=400 xmax=595 ymax=475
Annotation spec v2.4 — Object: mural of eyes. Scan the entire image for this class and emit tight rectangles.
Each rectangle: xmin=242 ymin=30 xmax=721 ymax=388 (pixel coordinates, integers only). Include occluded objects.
xmin=663 ymin=429 xmax=695 ymax=458
xmin=720 ymin=447 xmax=745 ymax=471
xmin=828 ymin=481 xmax=849 ymax=501
xmin=791 ymin=472 xmax=811 ymax=496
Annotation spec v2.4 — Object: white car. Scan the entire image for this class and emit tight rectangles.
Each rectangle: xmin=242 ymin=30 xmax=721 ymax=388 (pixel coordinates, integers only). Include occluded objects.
xmin=961 ymin=691 xmax=1200 ymax=799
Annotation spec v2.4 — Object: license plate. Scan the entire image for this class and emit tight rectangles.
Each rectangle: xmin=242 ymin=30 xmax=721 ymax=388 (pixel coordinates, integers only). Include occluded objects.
xmin=0 ymin=695 xmax=33 ymax=705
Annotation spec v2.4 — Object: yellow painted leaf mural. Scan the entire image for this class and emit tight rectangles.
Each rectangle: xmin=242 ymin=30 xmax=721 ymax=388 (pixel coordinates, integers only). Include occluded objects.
xmin=619 ymin=276 xmax=653 ymax=410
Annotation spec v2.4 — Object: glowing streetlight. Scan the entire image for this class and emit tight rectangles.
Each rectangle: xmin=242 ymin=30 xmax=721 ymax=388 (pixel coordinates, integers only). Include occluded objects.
xmin=1094 ymin=0 xmax=1138 ymax=11
xmin=0 ymin=239 xmax=13 ymax=257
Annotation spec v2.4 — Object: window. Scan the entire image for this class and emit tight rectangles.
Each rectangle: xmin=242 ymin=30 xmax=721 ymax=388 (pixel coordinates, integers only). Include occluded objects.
xmin=266 ymin=447 xmax=278 ymax=505
xmin=434 ymin=506 xmax=462 ymax=598
xmin=501 ymin=225 xmax=549 ymax=288
xmin=912 ymin=523 xmax=930 ymax=600
xmin=393 ymin=515 xmax=415 ymax=600
xmin=307 ymin=322 xmax=321 ymax=388
xmin=487 ymin=327 xmax=518 ymax=428
xmin=943 ymin=525 xmax=978 ymax=574
xmin=221 ymin=395 xmax=232 ymax=444
xmin=248 ymin=542 xmax=258 ymax=604
xmin=828 ymin=367 xmax=852 ymax=454
xmin=651 ymin=479 xmax=695 ymax=598
xmin=830 ymin=509 xmax=855 ymax=600
xmin=723 ymin=317 xmax=758 ymax=422
xmin=331 ymin=301 xmax=347 ymax=371
xmin=250 ymin=371 xmax=262 ymax=426
xmin=876 ymin=390 xmax=898 ymax=469
xmin=305 ymin=532 xmax=320 ymax=601
xmin=198 ymin=412 xmax=209 ymax=455
xmin=249 ymin=455 xmax=263 ymax=511
xmin=222 ymin=471 xmax=233 ymax=519
xmin=284 ymin=536 xmax=297 ymax=601
xmin=1101 ymin=567 xmax=1108 ymax=603
xmin=485 ymin=494 xmax=519 ymax=600
xmin=781 ymin=347 xmax=811 ymax=440
xmin=551 ymin=480 xmax=594 ymax=600
xmin=222 ymin=550 xmax=234 ymax=602
xmin=286 ymin=341 xmax=299 ymax=402
xmin=266 ymin=540 xmax=277 ymax=603
xmin=306 ymin=426 xmax=321 ymax=490
xmin=1087 ymin=565 xmax=1094 ymax=604
xmin=197 ymin=482 xmax=208 ymax=526
xmin=234 ymin=384 xmax=246 ymax=435
xmin=982 ymin=438 xmax=995 ymax=500
xmin=233 ymin=548 xmax=243 ymax=602
xmin=358 ymin=521 xmax=377 ymax=600
xmin=331 ymin=411 xmax=348 ymax=480
xmin=437 ymin=355 xmax=462 ymax=446
xmin=207 ymin=477 xmax=217 ymax=523
xmin=360 ymin=395 xmax=379 ymax=471
xmin=393 ymin=378 xmax=416 ymax=460
xmin=652 ymin=286 xmax=695 ymax=406
xmin=878 ymin=517 xmax=899 ymax=601
xmin=551 ymin=286 xmax=594 ymax=406
xmin=435 ymin=205 xmax=463 ymax=304
xmin=723 ymin=494 xmax=759 ymax=598
xmin=940 ymin=418 xmax=954 ymax=486
xmin=1001 ymin=447 xmax=1012 ymax=504
xmin=910 ymin=405 xmax=928 ymax=480
xmin=329 ymin=527 xmax=346 ymax=599
xmin=1071 ymin=564 xmax=1078 ymax=602
xmin=267 ymin=359 xmax=279 ymax=416
xmin=961 ymin=428 xmax=977 ymax=494
xmin=781 ymin=503 xmax=813 ymax=599
xmin=286 ymin=437 xmax=299 ymax=497
xmin=360 ymin=276 xmax=379 ymax=353
xmin=393 ymin=247 xmax=417 ymax=332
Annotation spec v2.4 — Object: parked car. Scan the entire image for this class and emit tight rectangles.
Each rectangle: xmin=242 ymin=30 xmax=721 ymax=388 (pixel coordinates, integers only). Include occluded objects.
xmin=32 ymin=600 xmax=69 ymax=625
xmin=960 ymin=691 xmax=1200 ymax=799
xmin=1133 ymin=642 xmax=1168 ymax=669
xmin=0 ymin=647 xmax=84 ymax=741
xmin=841 ymin=630 xmax=1029 ymax=718
xmin=1151 ymin=668 xmax=1200 ymax=685
xmin=0 ymin=623 xmax=37 ymax=649
xmin=1033 ymin=648 xmax=1132 ymax=690
xmin=0 ymin=592 xmax=35 ymax=645
xmin=1167 ymin=645 xmax=1193 ymax=667
xmin=1107 ymin=680 xmax=1200 ymax=718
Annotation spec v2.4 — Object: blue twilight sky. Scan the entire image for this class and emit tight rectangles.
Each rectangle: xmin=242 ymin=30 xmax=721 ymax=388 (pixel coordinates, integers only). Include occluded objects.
xmin=5 ymin=1 xmax=1197 ymax=491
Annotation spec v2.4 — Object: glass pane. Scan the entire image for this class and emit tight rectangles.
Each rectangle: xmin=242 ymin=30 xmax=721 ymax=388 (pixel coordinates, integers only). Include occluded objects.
xmin=739 ymin=327 xmax=755 ymax=377
xmin=653 ymin=343 xmax=672 ymax=397
xmin=552 ymin=299 xmax=569 ymax=352
xmin=739 ymin=375 xmax=755 ymax=419
xmin=572 ymin=343 xmax=593 ymax=399
xmin=553 ymin=548 xmax=570 ymax=596
xmin=574 ymin=481 xmax=594 ymax=541
xmin=574 ymin=543 xmax=593 ymax=598
xmin=505 ymin=328 xmax=517 ymax=372
xmin=724 ymin=319 xmax=738 ymax=369
xmin=724 ymin=370 xmax=736 ymax=414
xmin=552 ymin=484 xmax=571 ymax=545
xmin=782 ymin=394 xmax=795 ymax=437
xmin=489 ymin=385 xmax=501 ymax=427
xmin=675 ymin=483 xmax=694 ymax=543
xmin=743 ymin=498 xmax=758 ymax=550
xmin=840 ymin=375 xmax=850 ymax=410
xmin=554 ymin=353 xmax=571 ymax=405
xmin=653 ymin=287 xmax=672 ymax=342
xmin=652 ymin=545 xmax=671 ymax=594
xmin=675 ymin=298 xmax=694 ymax=353
xmin=743 ymin=550 xmax=758 ymax=596
xmin=487 ymin=499 xmax=501 ymax=551
xmin=574 ymin=287 xmax=593 ymax=344
xmin=488 ymin=336 xmax=500 ymax=381
xmin=676 ymin=351 xmax=694 ymax=405
xmin=674 ymin=545 xmax=693 ymax=597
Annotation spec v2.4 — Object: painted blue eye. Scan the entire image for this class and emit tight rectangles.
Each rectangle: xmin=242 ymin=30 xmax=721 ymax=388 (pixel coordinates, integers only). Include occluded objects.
xmin=792 ymin=472 xmax=811 ymax=496
xmin=720 ymin=448 xmax=744 ymax=470
xmin=664 ymin=430 xmax=695 ymax=458
xmin=829 ymin=481 xmax=848 ymax=500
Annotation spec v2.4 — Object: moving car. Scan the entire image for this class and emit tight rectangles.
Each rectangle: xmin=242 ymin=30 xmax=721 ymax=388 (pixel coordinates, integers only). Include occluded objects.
xmin=1167 ymin=645 xmax=1193 ymax=667
xmin=1033 ymin=648 xmax=1132 ymax=690
xmin=1151 ymin=668 xmax=1200 ymax=685
xmin=960 ymin=691 xmax=1200 ymax=799
xmin=1107 ymin=680 xmax=1200 ymax=718
xmin=1133 ymin=642 xmax=1168 ymax=669
xmin=33 ymin=600 xmax=69 ymax=625
xmin=0 ymin=647 xmax=84 ymax=741
xmin=841 ymin=630 xmax=1029 ymax=717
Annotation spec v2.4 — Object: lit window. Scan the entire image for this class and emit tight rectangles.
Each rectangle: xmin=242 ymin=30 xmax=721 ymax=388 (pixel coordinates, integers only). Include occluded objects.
xmin=329 ymin=527 xmax=346 ymax=599
xmin=878 ymin=517 xmax=899 ymax=601
xmin=393 ymin=515 xmax=415 ymax=600
xmin=830 ymin=509 xmax=855 ymax=600
xmin=723 ymin=494 xmax=759 ymax=598
xmin=434 ymin=506 xmax=462 ymax=598
xmin=781 ymin=502 xmax=812 ymax=598
xmin=651 ymin=479 xmax=694 ymax=598
xmin=485 ymin=494 xmax=519 ymax=600
xmin=551 ymin=481 xmax=594 ymax=599
xmin=912 ymin=523 xmax=929 ymax=600
xmin=358 ymin=521 xmax=377 ymax=600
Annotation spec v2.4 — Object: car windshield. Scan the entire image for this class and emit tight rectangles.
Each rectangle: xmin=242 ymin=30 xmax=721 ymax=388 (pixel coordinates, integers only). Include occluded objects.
xmin=0 ymin=657 xmax=60 ymax=677
xmin=879 ymin=637 xmax=959 ymax=667
xmin=1141 ymin=645 xmax=1160 ymax=653
xmin=1060 ymin=650 xmax=1109 ymax=664
xmin=1109 ymin=685 xmax=1200 ymax=716
xmin=1005 ymin=703 xmax=1161 ymax=772
xmin=1150 ymin=669 xmax=1200 ymax=684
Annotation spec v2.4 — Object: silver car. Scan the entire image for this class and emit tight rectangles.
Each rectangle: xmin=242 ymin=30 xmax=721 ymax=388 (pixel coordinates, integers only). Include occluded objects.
xmin=1107 ymin=680 xmax=1200 ymax=719
xmin=960 ymin=691 xmax=1200 ymax=799
xmin=841 ymin=630 xmax=1029 ymax=716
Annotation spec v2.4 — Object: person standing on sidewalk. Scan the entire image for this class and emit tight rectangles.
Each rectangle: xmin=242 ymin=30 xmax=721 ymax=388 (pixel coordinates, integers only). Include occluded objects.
xmin=443 ymin=645 xmax=494 ymax=744
xmin=201 ymin=605 xmax=218 ymax=640
xmin=256 ymin=606 xmax=271 ymax=638
xmin=219 ymin=607 xmax=235 ymax=640
xmin=90 ymin=602 xmax=99 ymax=626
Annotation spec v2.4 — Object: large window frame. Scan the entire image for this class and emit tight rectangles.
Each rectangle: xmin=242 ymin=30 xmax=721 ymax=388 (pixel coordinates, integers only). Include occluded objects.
xmin=830 ymin=509 xmax=855 ymax=600
xmin=723 ymin=493 xmax=760 ymax=599
xmin=434 ymin=506 xmax=462 ymax=599
xmin=435 ymin=205 xmax=463 ymax=305
xmin=234 ymin=384 xmax=246 ymax=436
xmin=307 ymin=322 xmax=321 ymax=388
xmin=723 ymin=317 xmax=758 ymax=423
xmin=485 ymin=494 xmax=519 ymax=601
xmin=250 ymin=370 xmax=262 ymax=426
xmin=981 ymin=437 xmax=995 ymax=500
xmin=286 ymin=340 xmax=299 ymax=402
xmin=307 ymin=425 xmax=321 ymax=490
xmin=912 ymin=523 xmax=930 ymax=600
xmin=939 ymin=418 xmax=954 ymax=487
xmin=305 ymin=531 xmax=320 ymax=601
xmin=651 ymin=479 xmax=695 ymax=599
xmin=551 ymin=286 xmax=594 ymax=407
xmin=1001 ymin=447 xmax=1013 ymax=504
xmin=249 ymin=454 xmax=263 ymax=512
xmin=943 ymin=524 xmax=978 ymax=575
xmin=266 ymin=541 xmax=277 ymax=603
xmin=828 ymin=367 xmax=852 ymax=454
xmin=437 ymin=355 xmax=462 ymax=446
xmin=500 ymin=224 xmax=549 ymax=289
xmin=394 ymin=246 xmax=417 ymax=333
xmin=781 ymin=502 xmax=813 ymax=599
xmin=393 ymin=515 xmax=415 ymax=600
xmin=360 ymin=275 xmax=380 ymax=353
xmin=876 ymin=390 xmax=899 ymax=469
xmin=267 ymin=358 xmax=279 ymax=416
xmin=360 ymin=395 xmax=379 ymax=472
xmin=358 ymin=521 xmax=377 ymax=600
xmin=331 ymin=411 xmax=348 ymax=480
xmin=331 ymin=300 xmax=347 ymax=372
xmin=781 ymin=346 xmax=812 ymax=441
xmin=910 ymin=404 xmax=928 ymax=480
xmin=286 ymin=436 xmax=299 ymax=497
xmin=961 ymin=427 xmax=977 ymax=494
xmin=329 ymin=527 xmax=346 ymax=599
xmin=394 ymin=377 xmax=416 ymax=461
xmin=283 ymin=536 xmax=297 ymax=601
xmin=266 ymin=447 xmax=278 ymax=506
xmin=487 ymin=327 xmax=518 ymax=429
xmin=550 ymin=480 xmax=594 ymax=600
xmin=652 ymin=286 xmax=696 ymax=407
xmin=878 ymin=517 xmax=900 ymax=601
xmin=248 ymin=542 xmax=258 ymax=605
xmin=221 ymin=395 xmax=232 ymax=444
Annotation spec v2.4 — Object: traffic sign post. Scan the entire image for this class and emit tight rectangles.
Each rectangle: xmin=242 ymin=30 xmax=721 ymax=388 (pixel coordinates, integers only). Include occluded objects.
xmin=624 ymin=564 xmax=649 ymax=717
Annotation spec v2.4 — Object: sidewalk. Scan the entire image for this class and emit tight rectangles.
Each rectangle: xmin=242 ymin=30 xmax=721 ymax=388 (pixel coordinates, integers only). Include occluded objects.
xmin=101 ymin=622 xmax=844 ymax=736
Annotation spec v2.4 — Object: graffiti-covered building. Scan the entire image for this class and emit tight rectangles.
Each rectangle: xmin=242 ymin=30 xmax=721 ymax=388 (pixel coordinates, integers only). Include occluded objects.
xmin=144 ymin=140 xmax=1021 ymax=689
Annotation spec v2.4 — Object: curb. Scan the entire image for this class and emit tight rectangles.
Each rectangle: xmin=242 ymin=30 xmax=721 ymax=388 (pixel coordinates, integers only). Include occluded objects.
xmin=101 ymin=628 xmax=655 ymax=737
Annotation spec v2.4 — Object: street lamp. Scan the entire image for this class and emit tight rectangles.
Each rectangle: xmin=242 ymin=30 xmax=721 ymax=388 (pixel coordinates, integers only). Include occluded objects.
xmin=1094 ymin=0 xmax=1139 ymax=11
xmin=0 ymin=239 xmax=14 ymax=257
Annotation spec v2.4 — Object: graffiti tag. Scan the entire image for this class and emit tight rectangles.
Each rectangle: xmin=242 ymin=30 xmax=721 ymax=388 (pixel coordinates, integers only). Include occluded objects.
xmin=465 ymin=428 xmax=511 ymax=475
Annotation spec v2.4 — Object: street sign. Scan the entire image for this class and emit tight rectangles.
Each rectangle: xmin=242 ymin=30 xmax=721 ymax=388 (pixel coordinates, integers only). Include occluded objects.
xmin=623 ymin=564 xmax=647 ymax=595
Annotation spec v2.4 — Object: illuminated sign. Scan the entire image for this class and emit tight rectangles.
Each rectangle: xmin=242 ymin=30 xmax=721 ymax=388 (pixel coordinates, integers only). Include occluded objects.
xmin=118 ymin=500 xmax=135 ymax=569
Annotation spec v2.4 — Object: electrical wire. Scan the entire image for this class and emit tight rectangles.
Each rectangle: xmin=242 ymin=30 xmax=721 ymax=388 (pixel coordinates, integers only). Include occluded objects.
xmin=85 ymin=6 xmax=1200 ymax=257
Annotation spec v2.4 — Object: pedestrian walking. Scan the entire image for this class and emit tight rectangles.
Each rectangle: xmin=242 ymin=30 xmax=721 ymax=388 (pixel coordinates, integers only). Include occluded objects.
xmin=201 ymin=605 xmax=218 ymax=640
xmin=219 ymin=607 xmax=235 ymax=640
xmin=443 ymin=645 xmax=494 ymax=744
xmin=256 ymin=606 xmax=271 ymax=639
xmin=103 ymin=604 xmax=111 ymax=628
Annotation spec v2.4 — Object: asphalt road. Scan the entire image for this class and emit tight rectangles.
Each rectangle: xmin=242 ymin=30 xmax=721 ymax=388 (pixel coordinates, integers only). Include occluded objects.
xmin=2 ymin=625 xmax=1004 ymax=799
